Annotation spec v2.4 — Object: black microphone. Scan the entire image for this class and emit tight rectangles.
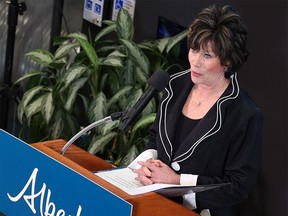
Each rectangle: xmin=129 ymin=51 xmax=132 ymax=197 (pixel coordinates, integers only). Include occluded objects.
xmin=119 ymin=70 xmax=170 ymax=131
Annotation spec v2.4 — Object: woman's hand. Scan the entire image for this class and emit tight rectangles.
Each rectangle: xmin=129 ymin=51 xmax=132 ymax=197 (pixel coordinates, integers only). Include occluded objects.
xmin=133 ymin=160 xmax=180 ymax=186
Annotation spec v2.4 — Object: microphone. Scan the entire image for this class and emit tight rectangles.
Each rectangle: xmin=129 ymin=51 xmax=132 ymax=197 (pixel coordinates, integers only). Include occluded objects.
xmin=119 ymin=70 xmax=170 ymax=131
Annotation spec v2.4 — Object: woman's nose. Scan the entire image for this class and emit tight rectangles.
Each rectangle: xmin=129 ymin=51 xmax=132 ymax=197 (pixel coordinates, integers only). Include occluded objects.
xmin=192 ymin=53 xmax=202 ymax=67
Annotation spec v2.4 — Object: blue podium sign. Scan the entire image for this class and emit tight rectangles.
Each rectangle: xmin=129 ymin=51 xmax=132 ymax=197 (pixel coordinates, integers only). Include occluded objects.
xmin=0 ymin=130 xmax=132 ymax=215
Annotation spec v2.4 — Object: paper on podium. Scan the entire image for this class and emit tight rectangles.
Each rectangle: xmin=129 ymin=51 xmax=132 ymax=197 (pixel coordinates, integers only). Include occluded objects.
xmin=95 ymin=153 xmax=230 ymax=196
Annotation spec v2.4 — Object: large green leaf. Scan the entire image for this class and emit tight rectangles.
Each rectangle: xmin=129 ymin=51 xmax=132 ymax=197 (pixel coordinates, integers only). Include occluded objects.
xmin=131 ymin=113 xmax=156 ymax=136
xmin=122 ymin=58 xmax=135 ymax=86
xmin=18 ymin=86 xmax=46 ymax=124
xmin=107 ymin=85 xmax=133 ymax=108
xmin=94 ymin=22 xmax=117 ymax=42
xmin=56 ymin=65 xmax=87 ymax=93
xmin=42 ymin=91 xmax=54 ymax=124
xmin=97 ymin=44 xmax=119 ymax=54
xmin=54 ymin=42 xmax=79 ymax=59
xmin=100 ymin=120 xmax=119 ymax=135
xmin=156 ymin=37 xmax=170 ymax=53
xmin=87 ymin=92 xmax=107 ymax=122
xmin=134 ymin=66 xmax=148 ymax=85
xmin=99 ymin=56 xmax=123 ymax=67
xmin=13 ymin=71 xmax=46 ymax=86
xmin=25 ymin=93 xmax=48 ymax=122
xmin=88 ymin=132 xmax=118 ymax=154
xmin=119 ymin=145 xmax=140 ymax=167
xmin=138 ymin=40 xmax=158 ymax=51
xmin=166 ymin=29 xmax=188 ymax=53
xmin=67 ymin=32 xmax=88 ymax=41
xmin=120 ymin=39 xmax=150 ymax=75
xmin=20 ymin=86 xmax=46 ymax=109
xmin=62 ymin=112 xmax=79 ymax=139
xmin=17 ymin=103 xmax=25 ymax=125
xmin=68 ymin=32 xmax=98 ymax=66
xmin=49 ymin=110 xmax=64 ymax=139
xmin=141 ymin=98 xmax=156 ymax=116
xmin=117 ymin=8 xmax=134 ymax=40
xmin=77 ymin=37 xmax=98 ymax=66
xmin=49 ymin=109 xmax=79 ymax=140
xmin=108 ymin=50 xmax=127 ymax=58
xmin=25 ymin=49 xmax=54 ymax=66
xmin=65 ymin=77 xmax=88 ymax=112
xmin=78 ymin=94 xmax=90 ymax=112
xmin=126 ymin=88 xmax=143 ymax=110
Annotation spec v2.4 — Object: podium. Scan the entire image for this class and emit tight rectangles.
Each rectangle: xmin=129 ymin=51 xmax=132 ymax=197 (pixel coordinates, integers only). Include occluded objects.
xmin=0 ymin=130 xmax=199 ymax=215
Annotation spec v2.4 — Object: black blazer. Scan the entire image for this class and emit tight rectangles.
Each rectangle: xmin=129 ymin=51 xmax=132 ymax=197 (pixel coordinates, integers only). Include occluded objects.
xmin=146 ymin=69 xmax=263 ymax=216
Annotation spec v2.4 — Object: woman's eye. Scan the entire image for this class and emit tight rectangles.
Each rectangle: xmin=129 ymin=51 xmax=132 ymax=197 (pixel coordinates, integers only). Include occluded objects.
xmin=204 ymin=53 xmax=212 ymax=59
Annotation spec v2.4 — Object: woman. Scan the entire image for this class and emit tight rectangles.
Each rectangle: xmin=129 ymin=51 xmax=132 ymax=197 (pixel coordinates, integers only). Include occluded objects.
xmin=133 ymin=5 xmax=263 ymax=216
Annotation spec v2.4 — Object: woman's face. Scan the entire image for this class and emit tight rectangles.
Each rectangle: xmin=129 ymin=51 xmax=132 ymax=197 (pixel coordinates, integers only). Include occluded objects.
xmin=188 ymin=41 xmax=226 ymax=87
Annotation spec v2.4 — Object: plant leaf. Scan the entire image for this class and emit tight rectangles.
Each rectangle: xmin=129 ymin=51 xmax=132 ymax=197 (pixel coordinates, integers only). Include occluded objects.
xmin=117 ymin=8 xmax=134 ymax=40
xmin=135 ymin=66 xmax=148 ymax=85
xmin=131 ymin=113 xmax=156 ymax=136
xmin=107 ymin=85 xmax=133 ymax=108
xmin=49 ymin=110 xmax=64 ymax=139
xmin=25 ymin=93 xmax=48 ymax=121
xmin=54 ymin=42 xmax=79 ymax=59
xmin=65 ymin=77 xmax=88 ymax=112
xmin=142 ymin=98 xmax=156 ymax=116
xmin=126 ymin=88 xmax=143 ymax=110
xmin=120 ymin=39 xmax=150 ymax=75
xmin=121 ymin=58 xmax=135 ymax=86
xmin=42 ymin=91 xmax=54 ymax=124
xmin=88 ymin=92 xmax=107 ymax=122
xmin=108 ymin=50 xmax=127 ymax=58
xmin=75 ymin=37 xmax=98 ymax=66
xmin=94 ymin=23 xmax=117 ymax=42
xmin=62 ymin=112 xmax=79 ymax=139
xmin=57 ymin=65 xmax=87 ymax=93
xmin=17 ymin=103 xmax=25 ymax=125
xmin=100 ymin=120 xmax=119 ymax=135
xmin=25 ymin=49 xmax=54 ymax=66
xmin=102 ymin=20 xmax=116 ymax=25
xmin=78 ymin=94 xmax=90 ymax=112
xmin=13 ymin=71 xmax=45 ymax=86
xmin=88 ymin=132 xmax=118 ymax=154
xmin=99 ymin=56 xmax=123 ymax=67
xmin=156 ymin=37 xmax=170 ymax=53
xmin=68 ymin=32 xmax=88 ymax=41
xmin=20 ymin=86 xmax=46 ymax=109
xmin=138 ymin=40 xmax=157 ymax=51
xmin=120 ymin=145 xmax=140 ymax=167
xmin=166 ymin=29 xmax=188 ymax=53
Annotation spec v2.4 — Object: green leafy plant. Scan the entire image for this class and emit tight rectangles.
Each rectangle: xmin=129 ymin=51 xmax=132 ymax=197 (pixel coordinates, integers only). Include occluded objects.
xmin=15 ymin=8 xmax=188 ymax=166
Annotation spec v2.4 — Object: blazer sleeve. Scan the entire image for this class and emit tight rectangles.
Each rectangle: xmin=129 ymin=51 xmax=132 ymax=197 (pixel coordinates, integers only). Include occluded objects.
xmin=196 ymin=107 xmax=263 ymax=210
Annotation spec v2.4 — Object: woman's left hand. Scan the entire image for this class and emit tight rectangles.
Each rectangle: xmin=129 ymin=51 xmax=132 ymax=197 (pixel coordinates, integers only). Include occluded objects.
xmin=133 ymin=160 xmax=180 ymax=185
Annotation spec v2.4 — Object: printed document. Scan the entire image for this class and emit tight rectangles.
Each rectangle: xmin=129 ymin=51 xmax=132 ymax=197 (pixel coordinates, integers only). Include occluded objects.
xmin=95 ymin=152 xmax=230 ymax=196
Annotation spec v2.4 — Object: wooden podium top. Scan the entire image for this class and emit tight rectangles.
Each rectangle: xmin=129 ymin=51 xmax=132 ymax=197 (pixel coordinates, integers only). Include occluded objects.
xmin=32 ymin=139 xmax=199 ymax=216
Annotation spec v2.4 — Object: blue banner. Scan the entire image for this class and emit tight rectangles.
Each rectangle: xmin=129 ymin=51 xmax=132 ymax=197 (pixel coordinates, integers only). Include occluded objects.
xmin=0 ymin=130 xmax=132 ymax=215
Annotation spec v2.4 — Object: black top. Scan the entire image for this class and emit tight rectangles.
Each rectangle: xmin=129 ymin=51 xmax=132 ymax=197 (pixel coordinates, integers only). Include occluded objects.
xmin=173 ymin=113 xmax=200 ymax=155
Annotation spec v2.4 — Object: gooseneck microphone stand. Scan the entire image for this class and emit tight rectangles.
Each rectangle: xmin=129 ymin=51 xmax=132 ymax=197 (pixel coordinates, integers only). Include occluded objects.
xmin=0 ymin=0 xmax=26 ymax=130
xmin=60 ymin=112 xmax=124 ymax=155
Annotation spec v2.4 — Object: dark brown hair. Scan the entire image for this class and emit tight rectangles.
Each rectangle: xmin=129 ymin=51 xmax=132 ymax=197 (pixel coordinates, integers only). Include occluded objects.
xmin=188 ymin=5 xmax=249 ymax=77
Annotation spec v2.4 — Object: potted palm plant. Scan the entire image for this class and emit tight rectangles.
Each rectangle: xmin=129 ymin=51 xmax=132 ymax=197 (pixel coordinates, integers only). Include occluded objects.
xmin=15 ymin=8 xmax=188 ymax=166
